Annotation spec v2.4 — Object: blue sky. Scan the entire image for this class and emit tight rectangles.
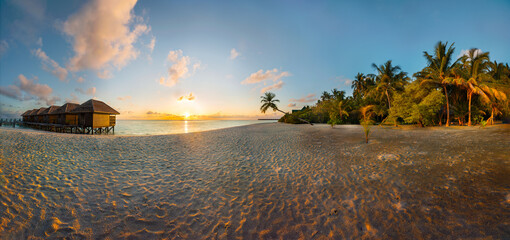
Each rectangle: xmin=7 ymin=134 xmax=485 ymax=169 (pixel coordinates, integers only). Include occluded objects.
xmin=1 ymin=0 xmax=509 ymax=119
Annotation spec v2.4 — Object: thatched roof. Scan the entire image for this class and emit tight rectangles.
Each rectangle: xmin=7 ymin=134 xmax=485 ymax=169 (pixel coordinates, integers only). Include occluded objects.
xmin=70 ymin=99 xmax=120 ymax=114
xmin=35 ymin=107 xmax=48 ymax=116
xmin=21 ymin=110 xmax=32 ymax=116
xmin=53 ymin=103 xmax=80 ymax=114
xmin=40 ymin=105 xmax=60 ymax=115
xmin=26 ymin=109 xmax=38 ymax=116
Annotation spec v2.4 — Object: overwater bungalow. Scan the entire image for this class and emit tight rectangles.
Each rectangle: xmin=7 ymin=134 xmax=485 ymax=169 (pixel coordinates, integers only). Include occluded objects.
xmin=70 ymin=99 xmax=119 ymax=133
xmin=40 ymin=105 xmax=60 ymax=124
xmin=26 ymin=109 xmax=38 ymax=122
xmin=34 ymin=107 xmax=47 ymax=123
xmin=20 ymin=99 xmax=119 ymax=134
xmin=53 ymin=103 xmax=79 ymax=125
xmin=21 ymin=110 xmax=32 ymax=122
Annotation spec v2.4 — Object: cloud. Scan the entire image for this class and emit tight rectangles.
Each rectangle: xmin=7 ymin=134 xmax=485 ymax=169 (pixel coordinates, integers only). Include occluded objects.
xmin=32 ymin=48 xmax=68 ymax=82
xmin=159 ymin=50 xmax=199 ymax=87
xmin=177 ymin=92 xmax=195 ymax=102
xmin=75 ymin=87 xmax=96 ymax=96
xmin=289 ymin=93 xmax=317 ymax=103
xmin=260 ymin=81 xmax=284 ymax=93
xmin=287 ymin=103 xmax=296 ymax=107
xmin=97 ymin=69 xmax=113 ymax=79
xmin=117 ymin=95 xmax=132 ymax=101
xmin=65 ymin=93 xmax=80 ymax=104
xmin=146 ymin=111 xmax=158 ymax=115
xmin=230 ymin=48 xmax=240 ymax=60
xmin=147 ymin=37 xmax=156 ymax=52
xmin=242 ymin=68 xmax=290 ymax=84
xmin=36 ymin=37 xmax=43 ymax=47
xmin=458 ymin=48 xmax=483 ymax=59
xmin=0 ymin=74 xmax=59 ymax=105
xmin=63 ymin=0 xmax=150 ymax=75
xmin=0 ymin=40 xmax=8 ymax=57
xmin=77 ymin=77 xmax=85 ymax=83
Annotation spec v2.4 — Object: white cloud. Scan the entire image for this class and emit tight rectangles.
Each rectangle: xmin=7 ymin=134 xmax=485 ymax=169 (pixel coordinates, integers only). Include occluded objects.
xmin=117 ymin=95 xmax=132 ymax=101
xmin=0 ymin=74 xmax=59 ymax=105
xmin=177 ymin=92 xmax=196 ymax=102
xmin=458 ymin=49 xmax=483 ymax=59
xmin=147 ymin=37 xmax=156 ymax=52
xmin=242 ymin=68 xmax=290 ymax=84
xmin=289 ymin=93 xmax=317 ymax=103
xmin=36 ymin=37 xmax=42 ymax=47
xmin=65 ymin=93 xmax=80 ymax=104
xmin=75 ymin=87 xmax=96 ymax=96
xmin=230 ymin=48 xmax=240 ymax=60
xmin=32 ymin=48 xmax=68 ymax=82
xmin=260 ymin=81 xmax=284 ymax=93
xmin=97 ymin=69 xmax=113 ymax=79
xmin=63 ymin=0 xmax=150 ymax=76
xmin=159 ymin=49 xmax=199 ymax=87
xmin=0 ymin=40 xmax=8 ymax=57
xmin=242 ymin=68 xmax=290 ymax=93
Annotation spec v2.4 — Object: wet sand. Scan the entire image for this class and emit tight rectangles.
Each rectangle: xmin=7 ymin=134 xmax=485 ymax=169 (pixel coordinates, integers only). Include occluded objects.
xmin=1 ymin=123 xmax=509 ymax=239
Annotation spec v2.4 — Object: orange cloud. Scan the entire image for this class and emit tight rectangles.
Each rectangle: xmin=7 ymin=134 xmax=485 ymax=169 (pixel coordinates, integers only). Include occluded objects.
xmin=63 ymin=0 xmax=150 ymax=76
xmin=32 ymin=48 xmax=68 ymax=82
xmin=242 ymin=68 xmax=290 ymax=84
xmin=159 ymin=50 xmax=200 ymax=87
xmin=260 ymin=81 xmax=284 ymax=93
xmin=177 ymin=92 xmax=195 ymax=102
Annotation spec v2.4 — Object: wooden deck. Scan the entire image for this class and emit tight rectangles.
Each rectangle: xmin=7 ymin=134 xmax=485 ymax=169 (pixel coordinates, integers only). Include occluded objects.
xmin=1 ymin=119 xmax=115 ymax=135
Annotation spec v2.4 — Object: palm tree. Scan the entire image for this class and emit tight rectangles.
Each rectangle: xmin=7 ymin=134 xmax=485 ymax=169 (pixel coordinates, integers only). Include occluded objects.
xmin=360 ymin=105 xmax=375 ymax=143
xmin=371 ymin=60 xmax=408 ymax=110
xmin=456 ymin=48 xmax=490 ymax=126
xmin=416 ymin=41 xmax=460 ymax=127
xmin=481 ymin=85 xmax=507 ymax=125
xmin=351 ymin=73 xmax=366 ymax=98
xmin=260 ymin=92 xmax=313 ymax=125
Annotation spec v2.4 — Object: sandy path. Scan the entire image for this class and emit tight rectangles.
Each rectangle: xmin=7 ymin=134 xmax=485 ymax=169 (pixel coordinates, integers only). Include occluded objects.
xmin=1 ymin=123 xmax=509 ymax=239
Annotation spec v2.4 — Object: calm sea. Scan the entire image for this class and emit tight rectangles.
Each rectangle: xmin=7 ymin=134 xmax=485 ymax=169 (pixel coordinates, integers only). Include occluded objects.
xmin=0 ymin=119 xmax=276 ymax=135
xmin=114 ymin=120 xmax=275 ymax=135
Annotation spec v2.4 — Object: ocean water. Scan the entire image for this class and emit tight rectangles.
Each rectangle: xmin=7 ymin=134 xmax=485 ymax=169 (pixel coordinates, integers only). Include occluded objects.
xmin=113 ymin=119 xmax=274 ymax=135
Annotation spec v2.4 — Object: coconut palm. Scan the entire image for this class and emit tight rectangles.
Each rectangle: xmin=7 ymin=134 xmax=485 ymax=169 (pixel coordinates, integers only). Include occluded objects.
xmin=416 ymin=41 xmax=460 ymax=127
xmin=456 ymin=48 xmax=490 ymax=126
xmin=371 ymin=60 xmax=409 ymax=110
xmin=481 ymin=86 xmax=507 ymax=125
xmin=260 ymin=92 xmax=313 ymax=125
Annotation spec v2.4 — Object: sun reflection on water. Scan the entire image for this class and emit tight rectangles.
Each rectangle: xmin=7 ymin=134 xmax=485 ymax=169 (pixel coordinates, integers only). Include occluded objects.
xmin=184 ymin=120 xmax=188 ymax=133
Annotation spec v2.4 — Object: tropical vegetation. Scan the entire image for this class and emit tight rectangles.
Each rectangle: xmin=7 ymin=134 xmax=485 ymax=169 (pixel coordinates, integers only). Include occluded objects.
xmin=271 ymin=41 xmax=510 ymax=127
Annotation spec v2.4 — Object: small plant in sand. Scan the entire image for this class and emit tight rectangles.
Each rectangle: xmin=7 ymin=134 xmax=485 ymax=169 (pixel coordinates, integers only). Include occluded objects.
xmin=360 ymin=105 xmax=375 ymax=143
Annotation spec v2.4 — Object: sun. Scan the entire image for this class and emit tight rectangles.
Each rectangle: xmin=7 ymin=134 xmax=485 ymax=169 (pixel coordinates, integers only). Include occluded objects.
xmin=183 ymin=112 xmax=191 ymax=119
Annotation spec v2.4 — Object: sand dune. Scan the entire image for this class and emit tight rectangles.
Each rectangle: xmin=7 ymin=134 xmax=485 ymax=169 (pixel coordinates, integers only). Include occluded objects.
xmin=1 ymin=123 xmax=509 ymax=239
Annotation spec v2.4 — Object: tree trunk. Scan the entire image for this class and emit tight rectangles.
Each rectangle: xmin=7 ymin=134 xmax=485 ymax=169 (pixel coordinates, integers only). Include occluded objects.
xmin=489 ymin=107 xmax=494 ymax=125
xmin=385 ymin=89 xmax=391 ymax=109
xmin=443 ymin=85 xmax=450 ymax=127
xmin=277 ymin=109 xmax=313 ymax=125
xmin=467 ymin=91 xmax=472 ymax=126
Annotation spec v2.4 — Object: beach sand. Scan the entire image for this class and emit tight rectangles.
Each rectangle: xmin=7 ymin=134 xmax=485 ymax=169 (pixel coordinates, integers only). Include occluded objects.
xmin=1 ymin=123 xmax=509 ymax=239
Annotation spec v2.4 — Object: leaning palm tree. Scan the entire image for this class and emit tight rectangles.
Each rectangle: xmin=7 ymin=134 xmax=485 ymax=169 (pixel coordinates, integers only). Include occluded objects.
xmin=260 ymin=92 xmax=313 ymax=125
xmin=416 ymin=41 xmax=460 ymax=127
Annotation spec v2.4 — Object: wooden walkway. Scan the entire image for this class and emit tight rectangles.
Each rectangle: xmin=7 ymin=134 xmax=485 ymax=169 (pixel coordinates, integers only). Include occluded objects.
xmin=1 ymin=119 xmax=114 ymax=135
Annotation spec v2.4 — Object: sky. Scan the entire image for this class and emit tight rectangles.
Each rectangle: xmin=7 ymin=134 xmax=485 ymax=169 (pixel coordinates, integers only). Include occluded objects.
xmin=1 ymin=0 xmax=509 ymax=119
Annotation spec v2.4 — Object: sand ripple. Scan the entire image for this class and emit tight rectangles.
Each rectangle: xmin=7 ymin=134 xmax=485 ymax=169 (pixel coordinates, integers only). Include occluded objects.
xmin=1 ymin=123 xmax=509 ymax=239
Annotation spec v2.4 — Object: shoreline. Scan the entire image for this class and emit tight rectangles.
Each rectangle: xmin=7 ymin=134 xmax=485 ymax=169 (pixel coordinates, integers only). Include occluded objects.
xmin=1 ymin=123 xmax=509 ymax=238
